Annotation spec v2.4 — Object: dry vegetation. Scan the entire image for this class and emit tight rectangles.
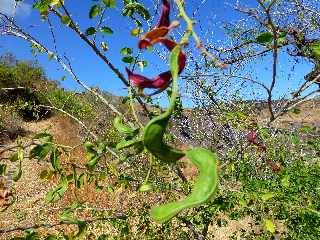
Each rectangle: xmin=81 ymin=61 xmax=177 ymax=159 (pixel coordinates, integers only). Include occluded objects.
xmin=0 ymin=97 xmax=319 ymax=239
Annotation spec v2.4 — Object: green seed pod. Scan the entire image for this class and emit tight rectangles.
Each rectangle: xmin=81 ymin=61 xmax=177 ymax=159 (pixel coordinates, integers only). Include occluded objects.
xmin=150 ymin=148 xmax=218 ymax=223
xmin=143 ymin=113 xmax=185 ymax=162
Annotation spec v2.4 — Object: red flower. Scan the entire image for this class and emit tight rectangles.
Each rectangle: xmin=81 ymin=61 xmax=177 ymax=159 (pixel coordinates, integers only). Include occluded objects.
xmin=127 ymin=39 xmax=186 ymax=90
xmin=247 ymin=130 xmax=257 ymax=144
xmin=126 ymin=0 xmax=185 ymax=94
xmin=247 ymin=130 xmax=267 ymax=151
xmin=138 ymin=0 xmax=179 ymax=49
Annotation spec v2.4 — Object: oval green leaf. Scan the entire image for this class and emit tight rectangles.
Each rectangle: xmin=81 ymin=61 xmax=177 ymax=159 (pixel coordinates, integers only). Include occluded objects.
xmin=256 ymin=32 xmax=273 ymax=44
xmin=85 ymin=27 xmax=96 ymax=36
xmin=101 ymin=26 xmax=113 ymax=35
xmin=89 ymin=5 xmax=101 ymax=19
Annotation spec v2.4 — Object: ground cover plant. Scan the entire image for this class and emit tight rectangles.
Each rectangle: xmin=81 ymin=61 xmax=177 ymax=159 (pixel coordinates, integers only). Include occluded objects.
xmin=0 ymin=0 xmax=319 ymax=239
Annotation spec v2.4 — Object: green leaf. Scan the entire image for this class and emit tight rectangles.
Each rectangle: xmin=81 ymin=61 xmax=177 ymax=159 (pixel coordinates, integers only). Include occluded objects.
xmin=264 ymin=219 xmax=276 ymax=233
xmin=134 ymin=19 xmax=142 ymax=27
xmin=107 ymin=185 xmax=114 ymax=193
xmin=103 ymin=0 xmax=116 ymax=8
xmin=13 ymin=161 xmax=22 ymax=182
xmin=10 ymin=148 xmax=24 ymax=162
xmin=84 ymin=142 xmax=95 ymax=151
xmin=122 ymin=56 xmax=135 ymax=64
xmin=290 ymin=108 xmax=301 ymax=114
xmin=0 ymin=164 xmax=7 ymax=175
xmin=86 ymin=156 xmax=100 ymax=170
xmin=256 ymin=32 xmax=273 ymax=44
xmin=113 ymin=117 xmax=139 ymax=136
xmin=97 ymin=234 xmax=108 ymax=240
xmin=33 ymin=0 xmax=50 ymax=15
xmin=87 ymin=173 xmax=95 ymax=184
xmin=61 ymin=15 xmax=71 ymax=26
xmin=122 ymin=2 xmax=150 ymax=20
xmin=39 ymin=169 xmax=53 ymax=180
xmin=138 ymin=183 xmax=152 ymax=192
xmin=261 ymin=192 xmax=275 ymax=201
xmin=131 ymin=28 xmax=140 ymax=36
xmin=46 ymin=175 xmax=68 ymax=202
xmin=45 ymin=235 xmax=57 ymax=240
xmin=281 ymin=175 xmax=290 ymax=188
xmin=89 ymin=5 xmax=101 ymax=19
xmin=50 ymin=148 xmax=62 ymax=172
xmin=75 ymin=222 xmax=87 ymax=237
xmin=60 ymin=212 xmax=80 ymax=224
xmin=30 ymin=143 xmax=53 ymax=161
xmin=85 ymin=27 xmax=96 ymax=36
xmin=33 ymin=132 xmax=53 ymax=143
xmin=299 ymin=125 xmax=316 ymax=133
xmin=120 ymin=47 xmax=132 ymax=55
xmin=309 ymin=42 xmax=320 ymax=59
xmin=76 ymin=173 xmax=85 ymax=188
xmin=100 ymin=26 xmax=113 ymax=35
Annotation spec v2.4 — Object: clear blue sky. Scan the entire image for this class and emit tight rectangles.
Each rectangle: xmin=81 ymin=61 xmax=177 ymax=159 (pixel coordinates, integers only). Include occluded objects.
xmin=0 ymin=0 xmax=315 ymax=105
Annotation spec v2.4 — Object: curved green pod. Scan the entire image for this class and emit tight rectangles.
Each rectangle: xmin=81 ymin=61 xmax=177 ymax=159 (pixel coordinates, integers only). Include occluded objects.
xmin=150 ymin=147 xmax=218 ymax=223
xmin=143 ymin=112 xmax=185 ymax=162
xmin=143 ymin=45 xmax=185 ymax=162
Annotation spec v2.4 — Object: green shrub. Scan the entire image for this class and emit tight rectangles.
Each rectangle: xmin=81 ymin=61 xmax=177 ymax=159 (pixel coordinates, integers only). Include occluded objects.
xmin=47 ymin=89 xmax=94 ymax=119
xmin=0 ymin=55 xmax=94 ymax=120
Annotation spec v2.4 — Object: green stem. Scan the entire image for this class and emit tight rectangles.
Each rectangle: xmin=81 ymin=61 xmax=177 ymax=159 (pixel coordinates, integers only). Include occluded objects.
xmin=174 ymin=0 xmax=221 ymax=66
xmin=128 ymin=86 xmax=143 ymax=128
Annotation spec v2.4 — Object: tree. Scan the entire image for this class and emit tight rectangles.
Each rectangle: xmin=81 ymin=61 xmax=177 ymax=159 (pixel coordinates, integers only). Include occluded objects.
xmin=0 ymin=0 xmax=319 ymax=239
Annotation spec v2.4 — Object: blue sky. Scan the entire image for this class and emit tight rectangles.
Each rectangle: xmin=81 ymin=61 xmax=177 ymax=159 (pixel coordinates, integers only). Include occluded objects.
xmin=0 ymin=0 xmax=316 ymax=106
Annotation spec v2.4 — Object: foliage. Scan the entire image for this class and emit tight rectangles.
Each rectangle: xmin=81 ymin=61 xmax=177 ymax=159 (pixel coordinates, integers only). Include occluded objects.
xmin=46 ymin=89 xmax=94 ymax=119
xmin=0 ymin=56 xmax=94 ymax=120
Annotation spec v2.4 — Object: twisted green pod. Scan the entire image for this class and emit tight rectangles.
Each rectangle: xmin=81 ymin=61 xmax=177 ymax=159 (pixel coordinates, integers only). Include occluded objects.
xmin=143 ymin=46 xmax=185 ymax=162
xmin=150 ymin=147 xmax=218 ymax=223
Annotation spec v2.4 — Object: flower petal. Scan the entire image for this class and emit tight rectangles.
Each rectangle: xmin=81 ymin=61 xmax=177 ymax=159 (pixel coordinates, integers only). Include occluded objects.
xmin=157 ymin=0 xmax=170 ymax=28
xmin=126 ymin=68 xmax=172 ymax=89
xmin=141 ymin=27 xmax=169 ymax=44
xmin=156 ymin=38 xmax=186 ymax=73
xmin=138 ymin=39 xmax=152 ymax=49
